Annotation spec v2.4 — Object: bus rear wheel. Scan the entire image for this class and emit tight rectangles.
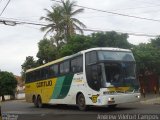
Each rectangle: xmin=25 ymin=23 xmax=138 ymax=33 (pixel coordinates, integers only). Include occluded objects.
xmin=77 ymin=94 xmax=87 ymax=111
xmin=37 ymin=96 xmax=43 ymax=108
xmin=33 ymin=96 xmax=38 ymax=107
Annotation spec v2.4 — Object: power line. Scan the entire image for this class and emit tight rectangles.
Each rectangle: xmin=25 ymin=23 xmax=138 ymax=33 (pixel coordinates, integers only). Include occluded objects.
xmin=0 ymin=0 xmax=11 ymax=16
xmin=0 ymin=16 xmax=46 ymax=24
xmin=0 ymin=17 xmax=158 ymax=37
xmin=0 ymin=18 xmax=48 ymax=26
xmin=52 ymin=0 xmax=160 ymax=23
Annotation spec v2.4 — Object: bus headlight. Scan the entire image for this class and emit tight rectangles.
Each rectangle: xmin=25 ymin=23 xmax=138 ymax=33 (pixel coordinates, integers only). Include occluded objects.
xmin=108 ymin=97 xmax=115 ymax=104
xmin=108 ymin=97 xmax=114 ymax=101
xmin=135 ymin=95 xmax=140 ymax=98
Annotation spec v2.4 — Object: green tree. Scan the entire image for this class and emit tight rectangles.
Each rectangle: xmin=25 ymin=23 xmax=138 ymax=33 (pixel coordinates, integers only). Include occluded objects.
xmin=132 ymin=43 xmax=160 ymax=74
xmin=91 ymin=31 xmax=131 ymax=48
xmin=0 ymin=71 xmax=17 ymax=101
xmin=59 ymin=35 xmax=92 ymax=57
xmin=60 ymin=32 xmax=131 ymax=57
xmin=41 ymin=0 xmax=86 ymax=43
xmin=151 ymin=36 xmax=160 ymax=48
xmin=36 ymin=38 xmax=57 ymax=63
xmin=21 ymin=56 xmax=37 ymax=71
xmin=40 ymin=5 xmax=64 ymax=38
xmin=61 ymin=0 xmax=86 ymax=41
xmin=21 ymin=56 xmax=37 ymax=81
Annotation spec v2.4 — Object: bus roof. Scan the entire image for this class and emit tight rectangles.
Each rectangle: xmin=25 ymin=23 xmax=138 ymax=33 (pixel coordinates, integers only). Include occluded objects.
xmin=26 ymin=47 xmax=131 ymax=73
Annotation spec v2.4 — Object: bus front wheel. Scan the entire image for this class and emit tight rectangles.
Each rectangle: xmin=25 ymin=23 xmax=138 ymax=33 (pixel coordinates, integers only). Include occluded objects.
xmin=108 ymin=104 xmax=117 ymax=108
xmin=77 ymin=94 xmax=87 ymax=111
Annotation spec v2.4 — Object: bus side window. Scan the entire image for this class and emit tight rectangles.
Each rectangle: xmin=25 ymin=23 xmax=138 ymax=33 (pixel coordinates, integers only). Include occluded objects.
xmin=50 ymin=64 xmax=59 ymax=77
xmin=35 ymin=70 xmax=40 ymax=80
xmin=26 ymin=73 xmax=30 ymax=83
xmin=40 ymin=68 xmax=45 ymax=80
xmin=60 ymin=60 xmax=70 ymax=75
xmin=86 ymin=51 xmax=97 ymax=65
xmin=71 ymin=56 xmax=83 ymax=73
xmin=42 ymin=67 xmax=49 ymax=79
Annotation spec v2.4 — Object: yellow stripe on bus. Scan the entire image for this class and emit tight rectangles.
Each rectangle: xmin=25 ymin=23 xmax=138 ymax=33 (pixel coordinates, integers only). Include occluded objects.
xmin=107 ymin=87 xmax=130 ymax=92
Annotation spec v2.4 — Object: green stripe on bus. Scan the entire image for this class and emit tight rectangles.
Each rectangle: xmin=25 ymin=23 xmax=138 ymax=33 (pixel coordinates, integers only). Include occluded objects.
xmin=57 ymin=74 xmax=74 ymax=99
xmin=51 ymin=76 xmax=65 ymax=99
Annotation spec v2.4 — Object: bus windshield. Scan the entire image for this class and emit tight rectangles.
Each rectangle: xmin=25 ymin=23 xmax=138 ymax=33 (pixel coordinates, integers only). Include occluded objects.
xmin=101 ymin=62 xmax=139 ymax=91
xmin=97 ymin=51 xmax=139 ymax=91
xmin=98 ymin=51 xmax=135 ymax=61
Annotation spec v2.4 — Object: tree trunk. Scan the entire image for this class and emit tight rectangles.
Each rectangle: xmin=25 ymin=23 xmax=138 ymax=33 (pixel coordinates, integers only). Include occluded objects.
xmin=2 ymin=95 xmax=5 ymax=101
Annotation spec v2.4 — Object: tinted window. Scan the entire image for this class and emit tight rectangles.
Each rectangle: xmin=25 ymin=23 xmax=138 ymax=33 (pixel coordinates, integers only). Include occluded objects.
xmin=86 ymin=51 xmax=97 ymax=65
xmin=26 ymin=72 xmax=35 ymax=83
xmin=71 ymin=56 xmax=83 ymax=73
xmin=60 ymin=60 xmax=70 ymax=74
xmin=86 ymin=65 xmax=101 ymax=91
xmin=49 ymin=64 xmax=59 ymax=77
xmin=35 ymin=70 xmax=40 ymax=80
xmin=40 ymin=68 xmax=48 ymax=79
xmin=98 ymin=51 xmax=135 ymax=61
xmin=26 ymin=73 xmax=30 ymax=83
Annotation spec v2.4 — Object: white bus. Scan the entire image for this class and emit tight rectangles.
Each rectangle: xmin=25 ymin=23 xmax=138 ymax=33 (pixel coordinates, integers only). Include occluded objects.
xmin=25 ymin=47 xmax=140 ymax=110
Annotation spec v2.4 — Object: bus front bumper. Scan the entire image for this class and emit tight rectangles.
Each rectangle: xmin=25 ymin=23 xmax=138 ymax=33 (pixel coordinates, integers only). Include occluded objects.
xmin=99 ymin=93 xmax=140 ymax=105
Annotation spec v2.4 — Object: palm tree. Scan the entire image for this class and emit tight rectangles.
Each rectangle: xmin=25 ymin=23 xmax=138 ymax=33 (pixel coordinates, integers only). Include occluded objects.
xmin=40 ymin=0 xmax=86 ymax=42
xmin=40 ymin=5 xmax=64 ymax=37
xmin=61 ymin=0 xmax=86 ymax=42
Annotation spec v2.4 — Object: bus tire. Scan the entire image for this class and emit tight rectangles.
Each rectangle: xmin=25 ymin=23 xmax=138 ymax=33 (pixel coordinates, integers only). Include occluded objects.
xmin=37 ymin=96 xmax=43 ymax=108
xmin=108 ymin=104 xmax=117 ymax=109
xmin=33 ymin=95 xmax=38 ymax=107
xmin=77 ymin=93 xmax=87 ymax=111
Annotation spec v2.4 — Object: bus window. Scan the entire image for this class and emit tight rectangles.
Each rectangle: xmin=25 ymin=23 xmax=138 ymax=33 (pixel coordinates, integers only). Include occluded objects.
xmin=71 ymin=56 xmax=83 ymax=73
xmin=60 ymin=60 xmax=70 ymax=74
xmin=86 ymin=51 xmax=97 ymax=65
xmin=86 ymin=65 xmax=101 ymax=91
xmin=35 ymin=70 xmax=40 ymax=80
xmin=50 ymin=64 xmax=59 ymax=77
xmin=26 ymin=73 xmax=30 ymax=83
xmin=40 ymin=68 xmax=48 ymax=79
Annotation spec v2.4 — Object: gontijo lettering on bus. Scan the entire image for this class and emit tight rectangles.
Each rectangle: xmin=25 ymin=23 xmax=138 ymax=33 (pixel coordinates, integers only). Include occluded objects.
xmin=36 ymin=80 xmax=52 ymax=88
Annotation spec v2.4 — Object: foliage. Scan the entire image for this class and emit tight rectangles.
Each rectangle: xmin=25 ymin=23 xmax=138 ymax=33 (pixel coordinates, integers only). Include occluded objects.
xmin=0 ymin=71 xmax=17 ymax=101
xmin=59 ymin=32 xmax=131 ymax=57
xmin=61 ymin=0 xmax=86 ymax=41
xmin=59 ymin=35 xmax=93 ymax=57
xmin=21 ymin=56 xmax=37 ymax=81
xmin=36 ymin=38 xmax=57 ymax=63
xmin=91 ymin=31 xmax=131 ymax=48
xmin=40 ymin=5 xmax=64 ymax=38
xmin=132 ymin=42 xmax=160 ymax=74
xmin=40 ymin=0 xmax=86 ymax=43
xmin=151 ymin=36 xmax=160 ymax=48
xmin=21 ymin=56 xmax=37 ymax=71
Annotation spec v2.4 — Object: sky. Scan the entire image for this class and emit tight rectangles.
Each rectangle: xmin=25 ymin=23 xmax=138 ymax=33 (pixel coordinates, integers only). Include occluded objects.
xmin=0 ymin=0 xmax=160 ymax=75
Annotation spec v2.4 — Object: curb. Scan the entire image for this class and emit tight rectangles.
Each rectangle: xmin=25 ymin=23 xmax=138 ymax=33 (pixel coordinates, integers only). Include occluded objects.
xmin=140 ymin=97 xmax=160 ymax=104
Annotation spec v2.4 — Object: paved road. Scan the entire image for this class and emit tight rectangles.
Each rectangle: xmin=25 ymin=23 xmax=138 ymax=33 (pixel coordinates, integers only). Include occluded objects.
xmin=1 ymin=100 xmax=160 ymax=120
